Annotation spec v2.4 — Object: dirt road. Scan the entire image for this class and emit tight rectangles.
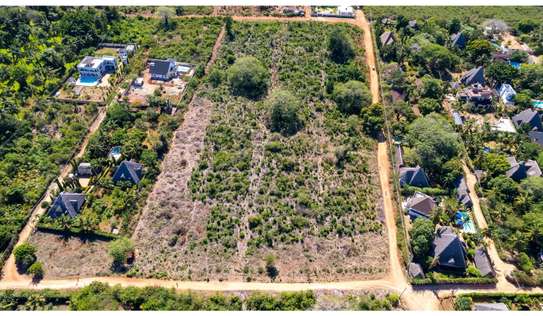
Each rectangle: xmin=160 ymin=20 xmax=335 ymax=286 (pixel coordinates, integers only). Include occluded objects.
xmin=462 ymin=163 xmax=517 ymax=291
xmin=1 ymin=107 xmax=107 ymax=281
xmin=0 ymin=10 xmax=530 ymax=311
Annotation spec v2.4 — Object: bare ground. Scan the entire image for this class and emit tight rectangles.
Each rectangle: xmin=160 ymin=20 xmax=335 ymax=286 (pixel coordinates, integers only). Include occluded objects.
xmin=132 ymin=97 xmax=215 ymax=278
xmin=29 ymin=230 xmax=112 ymax=278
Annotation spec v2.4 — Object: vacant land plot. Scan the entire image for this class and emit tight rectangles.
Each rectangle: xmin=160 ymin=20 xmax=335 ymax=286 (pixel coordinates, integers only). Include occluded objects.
xmin=133 ymin=21 xmax=387 ymax=282
xmin=28 ymin=230 xmax=112 ymax=278
xmin=365 ymin=6 xmax=543 ymax=24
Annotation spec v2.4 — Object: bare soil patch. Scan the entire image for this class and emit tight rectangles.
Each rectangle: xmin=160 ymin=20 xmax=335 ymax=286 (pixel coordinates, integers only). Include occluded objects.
xmin=132 ymin=97 xmax=215 ymax=278
xmin=29 ymin=230 xmax=112 ymax=278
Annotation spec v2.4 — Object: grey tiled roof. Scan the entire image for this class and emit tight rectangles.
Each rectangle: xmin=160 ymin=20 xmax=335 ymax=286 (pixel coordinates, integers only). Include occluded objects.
xmin=474 ymin=247 xmax=494 ymax=277
xmin=380 ymin=31 xmax=395 ymax=46
xmin=48 ymin=192 xmax=85 ymax=218
xmin=432 ymin=226 xmax=467 ymax=270
xmin=406 ymin=193 xmax=436 ymax=217
xmin=460 ymin=66 xmax=485 ymax=86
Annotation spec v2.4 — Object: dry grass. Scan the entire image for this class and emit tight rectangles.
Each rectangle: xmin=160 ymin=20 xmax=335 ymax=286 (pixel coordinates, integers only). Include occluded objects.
xmin=29 ymin=230 xmax=112 ymax=278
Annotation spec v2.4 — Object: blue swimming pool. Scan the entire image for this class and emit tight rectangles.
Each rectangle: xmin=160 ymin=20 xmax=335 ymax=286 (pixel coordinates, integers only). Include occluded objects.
xmin=456 ymin=211 xmax=476 ymax=233
xmin=77 ymin=76 xmax=100 ymax=86
xmin=533 ymin=100 xmax=543 ymax=109
xmin=509 ymin=61 xmax=521 ymax=69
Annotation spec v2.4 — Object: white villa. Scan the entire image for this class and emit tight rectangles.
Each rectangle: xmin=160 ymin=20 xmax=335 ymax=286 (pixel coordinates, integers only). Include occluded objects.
xmin=77 ymin=56 xmax=117 ymax=80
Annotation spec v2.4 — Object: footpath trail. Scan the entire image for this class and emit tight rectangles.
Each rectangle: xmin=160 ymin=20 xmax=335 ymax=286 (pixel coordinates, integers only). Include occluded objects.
xmin=1 ymin=107 xmax=108 ymax=281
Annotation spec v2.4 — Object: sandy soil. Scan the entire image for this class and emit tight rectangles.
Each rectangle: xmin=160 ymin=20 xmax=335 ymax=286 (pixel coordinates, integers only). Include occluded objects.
xmin=28 ymin=231 xmax=112 ymax=278
xmin=131 ymin=96 xmax=215 ymax=278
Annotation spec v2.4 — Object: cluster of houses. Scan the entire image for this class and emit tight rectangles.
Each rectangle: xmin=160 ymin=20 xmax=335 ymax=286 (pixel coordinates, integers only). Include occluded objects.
xmin=47 ymin=152 xmax=144 ymax=220
xmin=395 ymin=144 xmax=495 ymax=279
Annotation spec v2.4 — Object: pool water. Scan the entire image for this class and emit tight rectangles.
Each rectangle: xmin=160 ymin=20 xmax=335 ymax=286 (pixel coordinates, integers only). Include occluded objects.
xmin=509 ymin=61 xmax=521 ymax=69
xmin=77 ymin=76 xmax=100 ymax=87
xmin=456 ymin=211 xmax=476 ymax=233
xmin=533 ymin=101 xmax=543 ymax=109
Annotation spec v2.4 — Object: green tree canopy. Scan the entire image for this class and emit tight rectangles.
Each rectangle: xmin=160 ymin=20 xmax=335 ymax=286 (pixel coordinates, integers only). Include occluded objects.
xmin=410 ymin=218 xmax=435 ymax=260
xmin=489 ymin=175 xmax=519 ymax=203
xmin=516 ymin=64 xmax=543 ymax=97
xmin=486 ymin=62 xmax=518 ymax=85
xmin=418 ymin=98 xmax=442 ymax=115
xmin=27 ymin=261 xmax=44 ymax=280
xmin=467 ymin=39 xmax=493 ymax=65
xmin=420 ymin=76 xmax=444 ymax=100
xmin=361 ymin=103 xmax=385 ymax=137
xmin=227 ymin=56 xmax=269 ymax=100
xmin=480 ymin=153 xmax=510 ymax=178
xmin=328 ymin=29 xmax=355 ymax=64
xmin=332 ymin=80 xmax=372 ymax=115
xmin=13 ymin=242 xmax=37 ymax=271
xmin=414 ymin=43 xmax=460 ymax=77
xmin=405 ymin=113 xmax=462 ymax=176
xmin=108 ymin=237 xmax=135 ymax=268
xmin=267 ymin=90 xmax=303 ymax=136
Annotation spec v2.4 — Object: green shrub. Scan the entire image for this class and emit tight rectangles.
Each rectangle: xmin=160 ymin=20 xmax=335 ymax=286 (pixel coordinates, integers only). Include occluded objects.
xmin=328 ymin=29 xmax=355 ymax=64
xmin=13 ymin=243 xmax=37 ymax=271
xmin=227 ymin=56 xmax=269 ymax=99
xmin=454 ymin=296 xmax=473 ymax=311
xmin=108 ymin=237 xmax=134 ymax=268
xmin=268 ymin=89 xmax=303 ymax=136
xmin=28 ymin=261 xmax=44 ymax=280
xmin=332 ymin=80 xmax=372 ymax=115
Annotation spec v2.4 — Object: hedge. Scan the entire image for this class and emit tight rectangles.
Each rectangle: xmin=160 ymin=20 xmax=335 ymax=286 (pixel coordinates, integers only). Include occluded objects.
xmin=401 ymin=185 xmax=448 ymax=196
xmin=0 ymin=289 xmax=71 ymax=305
xmin=411 ymin=276 xmax=497 ymax=285
xmin=36 ymin=224 xmax=119 ymax=240
xmin=458 ymin=292 xmax=543 ymax=300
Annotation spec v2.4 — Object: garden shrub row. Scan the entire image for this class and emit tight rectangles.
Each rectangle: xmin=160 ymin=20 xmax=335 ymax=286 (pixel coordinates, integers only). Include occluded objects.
xmin=36 ymin=224 xmax=119 ymax=241
xmin=411 ymin=275 xmax=497 ymax=285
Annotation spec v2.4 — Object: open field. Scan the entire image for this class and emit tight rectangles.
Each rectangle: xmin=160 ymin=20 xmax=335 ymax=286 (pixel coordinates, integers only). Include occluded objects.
xmin=132 ymin=20 xmax=387 ymax=282
xmin=28 ymin=231 xmax=112 ymax=278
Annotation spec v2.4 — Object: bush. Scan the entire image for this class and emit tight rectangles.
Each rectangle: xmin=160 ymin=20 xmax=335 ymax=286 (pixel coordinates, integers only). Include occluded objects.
xmin=227 ymin=56 xmax=269 ymax=99
xmin=418 ymin=98 xmax=441 ymax=115
xmin=332 ymin=80 xmax=372 ymax=115
xmin=267 ymin=90 xmax=303 ymax=136
xmin=28 ymin=261 xmax=44 ymax=280
xmin=108 ymin=237 xmax=135 ymax=268
xmin=410 ymin=218 xmax=434 ymax=260
xmin=466 ymin=264 xmax=482 ymax=277
xmin=13 ymin=243 xmax=37 ymax=271
xmin=519 ymin=252 xmax=534 ymax=273
xmin=328 ymin=29 xmax=355 ymax=64
xmin=454 ymin=296 xmax=473 ymax=311
xmin=208 ymin=69 xmax=223 ymax=88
